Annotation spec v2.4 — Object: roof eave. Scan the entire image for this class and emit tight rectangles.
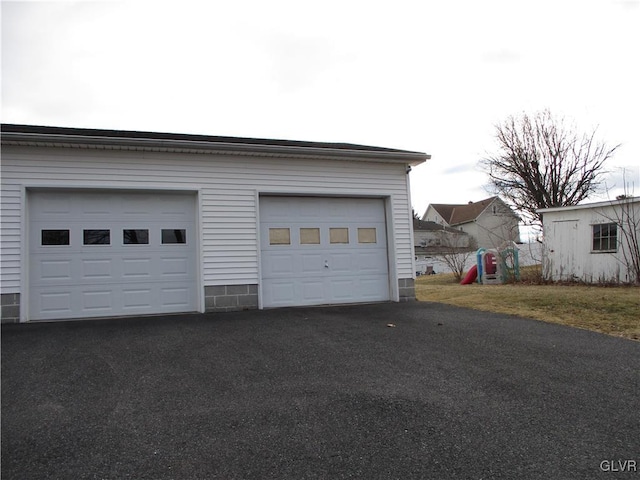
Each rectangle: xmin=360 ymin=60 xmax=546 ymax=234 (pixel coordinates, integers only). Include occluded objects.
xmin=538 ymin=197 xmax=640 ymax=214
xmin=1 ymin=131 xmax=430 ymax=165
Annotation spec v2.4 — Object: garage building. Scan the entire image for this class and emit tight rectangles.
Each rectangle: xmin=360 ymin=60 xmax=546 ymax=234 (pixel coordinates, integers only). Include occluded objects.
xmin=0 ymin=124 xmax=429 ymax=322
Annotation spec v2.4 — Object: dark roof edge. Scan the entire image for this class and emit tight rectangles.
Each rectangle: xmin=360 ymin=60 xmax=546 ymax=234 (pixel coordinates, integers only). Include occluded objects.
xmin=1 ymin=124 xmax=430 ymax=165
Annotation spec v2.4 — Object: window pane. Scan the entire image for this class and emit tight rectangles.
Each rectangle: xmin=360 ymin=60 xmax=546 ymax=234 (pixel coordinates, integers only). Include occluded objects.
xmin=162 ymin=229 xmax=186 ymax=244
xmin=300 ymin=228 xmax=320 ymax=245
xmin=593 ymin=224 xmax=602 ymax=239
xmin=269 ymin=228 xmax=290 ymax=245
xmin=358 ymin=228 xmax=377 ymax=244
xmin=42 ymin=229 xmax=69 ymax=246
xmin=330 ymin=228 xmax=349 ymax=244
xmin=84 ymin=229 xmax=110 ymax=245
xmin=593 ymin=238 xmax=601 ymax=251
xmin=123 ymin=229 xmax=149 ymax=245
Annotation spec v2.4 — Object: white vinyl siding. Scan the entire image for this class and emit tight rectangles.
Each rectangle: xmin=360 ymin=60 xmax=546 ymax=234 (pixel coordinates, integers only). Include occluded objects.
xmin=0 ymin=186 xmax=22 ymax=291
xmin=1 ymin=146 xmax=413 ymax=294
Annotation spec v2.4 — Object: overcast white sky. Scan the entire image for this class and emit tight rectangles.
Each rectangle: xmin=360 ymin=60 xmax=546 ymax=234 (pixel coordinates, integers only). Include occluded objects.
xmin=2 ymin=0 xmax=639 ymax=221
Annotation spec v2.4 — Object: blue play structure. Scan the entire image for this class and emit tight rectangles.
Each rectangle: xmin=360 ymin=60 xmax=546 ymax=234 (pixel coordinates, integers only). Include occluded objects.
xmin=476 ymin=242 xmax=520 ymax=284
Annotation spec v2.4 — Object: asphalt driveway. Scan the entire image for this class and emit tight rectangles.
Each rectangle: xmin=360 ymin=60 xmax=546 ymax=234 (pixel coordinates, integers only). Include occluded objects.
xmin=2 ymin=302 xmax=639 ymax=479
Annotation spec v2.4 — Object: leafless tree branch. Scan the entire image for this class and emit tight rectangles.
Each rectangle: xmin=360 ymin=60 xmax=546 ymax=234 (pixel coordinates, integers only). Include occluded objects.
xmin=480 ymin=109 xmax=619 ymax=226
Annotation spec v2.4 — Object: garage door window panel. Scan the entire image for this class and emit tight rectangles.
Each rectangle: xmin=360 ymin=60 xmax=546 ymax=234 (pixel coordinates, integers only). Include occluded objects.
xmin=123 ymin=229 xmax=149 ymax=245
xmin=358 ymin=228 xmax=377 ymax=244
xmin=330 ymin=228 xmax=349 ymax=244
xmin=162 ymin=229 xmax=186 ymax=244
xmin=83 ymin=230 xmax=110 ymax=245
xmin=269 ymin=228 xmax=290 ymax=245
xmin=300 ymin=228 xmax=320 ymax=245
xmin=41 ymin=229 xmax=70 ymax=246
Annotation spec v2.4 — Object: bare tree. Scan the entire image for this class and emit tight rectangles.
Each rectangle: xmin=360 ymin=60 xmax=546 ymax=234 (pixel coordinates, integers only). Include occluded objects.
xmin=599 ymin=173 xmax=640 ymax=284
xmin=615 ymin=196 xmax=640 ymax=284
xmin=481 ymin=109 xmax=619 ymax=226
xmin=432 ymin=231 xmax=477 ymax=282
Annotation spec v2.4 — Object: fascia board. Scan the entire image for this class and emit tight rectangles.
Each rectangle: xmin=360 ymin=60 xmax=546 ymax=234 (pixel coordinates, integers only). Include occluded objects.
xmin=538 ymin=197 xmax=640 ymax=214
xmin=2 ymin=131 xmax=430 ymax=165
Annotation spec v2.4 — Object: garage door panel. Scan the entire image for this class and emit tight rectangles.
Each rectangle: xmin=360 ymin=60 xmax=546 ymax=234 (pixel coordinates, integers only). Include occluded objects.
xmin=158 ymin=195 xmax=196 ymax=216
xmin=82 ymin=290 xmax=113 ymax=312
xmin=328 ymin=253 xmax=353 ymax=272
xmin=265 ymin=253 xmax=295 ymax=275
xmin=160 ymin=257 xmax=189 ymax=276
xmin=266 ymin=280 xmax=297 ymax=305
xmin=161 ymin=286 xmax=192 ymax=307
xmin=301 ymin=280 xmax=324 ymax=302
xmin=298 ymin=202 xmax=324 ymax=219
xmin=38 ymin=290 xmax=72 ymax=315
xmin=123 ymin=288 xmax=153 ymax=309
xmin=359 ymin=276 xmax=390 ymax=298
xmin=31 ymin=257 xmax=79 ymax=285
xmin=40 ymin=259 xmax=72 ymax=280
xmin=330 ymin=279 xmax=355 ymax=300
xmin=356 ymin=251 xmax=389 ymax=272
xmin=82 ymin=259 xmax=113 ymax=279
xmin=260 ymin=197 xmax=293 ymax=222
xmin=301 ymin=254 xmax=323 ymax=273
xmin=81 ymin=204 xmax=113 ymax=217
xmin=28 ymin=190 xmax=197 ymax=320
xmin=31 ymin=194 xmax=72 ymax=218
xmin=123 ymin=258 xmax=152 ymax=278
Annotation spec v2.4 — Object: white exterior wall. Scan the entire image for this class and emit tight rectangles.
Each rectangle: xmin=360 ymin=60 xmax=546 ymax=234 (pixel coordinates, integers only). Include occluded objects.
xmin=542 ymin=200 xmax=640 ymax=283
xmin=470 ymin=211 xmax=520 ymax=249
xmin=0 ymin=145 xmax=414 ymax=295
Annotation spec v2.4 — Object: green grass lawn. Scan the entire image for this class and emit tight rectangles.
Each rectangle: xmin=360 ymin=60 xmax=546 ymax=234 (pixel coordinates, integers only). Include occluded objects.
xmin=415 ymin=268 xmax=640 ymax=341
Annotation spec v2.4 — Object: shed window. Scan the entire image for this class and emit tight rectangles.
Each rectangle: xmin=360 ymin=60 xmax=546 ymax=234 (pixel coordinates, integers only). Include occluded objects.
xmin=592 ymin=223 xmax=617 ymax=252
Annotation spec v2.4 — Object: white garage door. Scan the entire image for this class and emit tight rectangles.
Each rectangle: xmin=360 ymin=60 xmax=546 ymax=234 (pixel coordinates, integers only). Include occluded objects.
xmin=28 ymin=190 xmax=198 ymax=320
xmin=260 ymin=196 xmax=390 ymax=307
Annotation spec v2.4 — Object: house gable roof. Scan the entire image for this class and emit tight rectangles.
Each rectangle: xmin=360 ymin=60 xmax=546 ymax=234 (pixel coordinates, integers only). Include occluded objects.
xmin=427 ymin=197 xmax=499 ymax=226
xmin=425 ymin=204 xmax=458 ymax=223
xmin=1 ymin=124 xmax=430 ymax=165
xmin=449 ymin=197 xmax=497 ymax=225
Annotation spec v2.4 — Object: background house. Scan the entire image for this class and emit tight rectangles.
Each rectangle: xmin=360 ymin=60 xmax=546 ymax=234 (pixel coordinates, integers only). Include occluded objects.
xmin=0 ymin=124 xmax=428 ymax=322
xmin=539 ymin=197 xmax=640 ymax=284
xmin=413 ymin=218 xmax=473 ymax=274
xmin=422 ymin=196 xmax=520 ymax=249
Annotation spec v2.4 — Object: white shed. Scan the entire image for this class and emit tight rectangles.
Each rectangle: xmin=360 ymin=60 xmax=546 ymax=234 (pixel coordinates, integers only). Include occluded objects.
xmin=539 ymin=197 xmax=640 ymax=284
xmin=0 ymin=124 xmax=429 ymax=322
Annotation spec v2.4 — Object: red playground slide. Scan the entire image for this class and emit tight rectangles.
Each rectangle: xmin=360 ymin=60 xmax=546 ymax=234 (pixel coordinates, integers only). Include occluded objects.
xmin=460 ymin=264 xmax=478 ymax=285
